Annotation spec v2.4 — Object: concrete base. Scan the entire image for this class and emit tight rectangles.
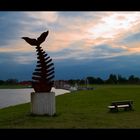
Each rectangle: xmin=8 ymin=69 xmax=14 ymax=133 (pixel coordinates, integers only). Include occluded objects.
xmin=31 ymin=92 xmax=55 ymax=116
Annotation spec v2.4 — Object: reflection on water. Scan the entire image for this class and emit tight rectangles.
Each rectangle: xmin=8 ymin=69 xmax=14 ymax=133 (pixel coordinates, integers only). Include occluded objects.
xmin=0 ymin=88 xmax=70 ymax=109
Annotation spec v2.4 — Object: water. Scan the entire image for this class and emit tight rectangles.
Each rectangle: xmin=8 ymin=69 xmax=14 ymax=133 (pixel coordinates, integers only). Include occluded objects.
xmin=0 ymin=88 xmax=70 ymax=109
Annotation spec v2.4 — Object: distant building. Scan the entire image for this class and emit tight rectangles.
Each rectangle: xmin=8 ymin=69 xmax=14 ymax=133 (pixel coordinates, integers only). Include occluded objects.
xmin=54 ymin=80 xmax=70 ymax=89
xmin=19 ymin=81 xmax=32 ymax=87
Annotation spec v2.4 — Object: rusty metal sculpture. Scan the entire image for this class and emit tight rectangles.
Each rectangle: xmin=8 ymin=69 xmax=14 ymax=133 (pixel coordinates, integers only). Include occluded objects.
xmin=22 ymin=30 xmax=54 ymax=92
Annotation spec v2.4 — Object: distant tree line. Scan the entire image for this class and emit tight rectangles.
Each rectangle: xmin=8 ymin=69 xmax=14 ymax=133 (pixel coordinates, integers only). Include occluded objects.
xmin=0 ymin=79 xmax=18 ymax=85
xmin=0 ymin=79 xmax=31 ymax=86
xmin=68 ymin=74 xmax=140 ymax=85
xmin=1 ymin=74 xmax=140 ymax=86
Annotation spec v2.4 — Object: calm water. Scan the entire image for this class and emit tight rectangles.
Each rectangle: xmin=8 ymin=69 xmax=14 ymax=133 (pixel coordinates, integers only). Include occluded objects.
xmin=0 ymin=88 xmax=70 ymax=109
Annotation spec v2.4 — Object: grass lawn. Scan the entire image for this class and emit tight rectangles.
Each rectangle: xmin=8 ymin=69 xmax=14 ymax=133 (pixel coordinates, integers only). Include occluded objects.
xmin=0 ymin=85 xmax=140 ymax=128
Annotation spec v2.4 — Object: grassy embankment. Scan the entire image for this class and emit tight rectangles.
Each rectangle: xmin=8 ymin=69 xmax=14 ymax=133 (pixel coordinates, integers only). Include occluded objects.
xmin=0 ymin=85 xmax=140 ymax=128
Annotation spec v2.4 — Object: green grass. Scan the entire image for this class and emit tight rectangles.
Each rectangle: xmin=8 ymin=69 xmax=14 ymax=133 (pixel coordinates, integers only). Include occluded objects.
xmin=0 ymin=85 xmax=140 ymax=128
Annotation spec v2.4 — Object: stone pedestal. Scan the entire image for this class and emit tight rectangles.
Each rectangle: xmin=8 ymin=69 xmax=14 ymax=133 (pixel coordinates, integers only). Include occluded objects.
xmin=31 ymin=92 xmax=55 ymax=116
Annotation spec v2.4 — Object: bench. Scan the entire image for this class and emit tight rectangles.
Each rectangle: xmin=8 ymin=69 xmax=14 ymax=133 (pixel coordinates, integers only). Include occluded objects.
xmin=108 ymin=100 xmax=133 ymax=112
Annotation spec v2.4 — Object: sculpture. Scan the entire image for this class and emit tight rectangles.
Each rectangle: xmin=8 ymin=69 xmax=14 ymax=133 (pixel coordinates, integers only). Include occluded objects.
xmin=22 ymin=30 xmax=55 ymax=92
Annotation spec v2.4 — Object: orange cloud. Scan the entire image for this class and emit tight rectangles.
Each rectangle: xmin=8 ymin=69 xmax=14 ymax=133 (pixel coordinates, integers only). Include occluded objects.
xmin=126 ymin=42 xmax=140 ymax=53
xmin=2 ymin=12 xmax=140 ymax=61
xmin=25 ymin=12 xmax=58 ymax=23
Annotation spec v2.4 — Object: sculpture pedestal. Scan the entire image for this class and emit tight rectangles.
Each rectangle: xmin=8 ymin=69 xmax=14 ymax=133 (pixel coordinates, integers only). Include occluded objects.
xmin=31 ymin=92 xmax=55 ymax=116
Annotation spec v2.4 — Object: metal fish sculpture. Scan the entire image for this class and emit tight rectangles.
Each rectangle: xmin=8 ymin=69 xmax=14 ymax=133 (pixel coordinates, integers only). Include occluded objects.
xmin=22 ymin=30 xmax=55 ymax=92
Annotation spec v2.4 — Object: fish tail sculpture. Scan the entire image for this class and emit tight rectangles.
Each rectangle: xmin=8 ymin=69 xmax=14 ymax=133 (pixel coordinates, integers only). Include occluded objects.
xmin=22 ymin=30 xmax=55 ymax=92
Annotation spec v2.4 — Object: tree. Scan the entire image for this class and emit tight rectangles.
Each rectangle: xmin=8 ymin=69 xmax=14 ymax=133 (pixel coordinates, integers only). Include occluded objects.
xmin=96 ymin=77 xmax=104 ymax=84
xmin=118 ymin=75 xmax=127 ymax=84
xmin=128 ymin=75 xmax=140 ymax=84
xmin=106 ymin=74 xmax=117 ymax=84
xmin=0 ymin=80 xmax=4 ymax=85
xmin=6 ymin=79 xmax=18 ymax=85
xmin=86 ymin=76 xmax=96 ymax=84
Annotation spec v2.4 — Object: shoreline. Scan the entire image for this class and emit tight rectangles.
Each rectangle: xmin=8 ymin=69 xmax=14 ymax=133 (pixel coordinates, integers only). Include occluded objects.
xmin=0 ymin=88 xmax=70 ymax=109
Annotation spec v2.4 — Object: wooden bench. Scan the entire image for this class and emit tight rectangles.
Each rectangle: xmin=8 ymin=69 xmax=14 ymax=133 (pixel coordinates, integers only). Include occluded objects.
xmin=108 ymin=100 xmax=133 ymax=112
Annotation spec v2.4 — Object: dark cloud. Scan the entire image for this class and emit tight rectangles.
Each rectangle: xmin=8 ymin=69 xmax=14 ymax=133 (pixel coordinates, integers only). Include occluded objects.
xmin=0 ymin=52 xmax=35 ymax=64
xmin=93 ymin=44 xmax=126 ymax=54
xmin=1 ymin=52 xmax=140 ymax=80
xmin=58 ymin=12 xmax=88 ymax=17
xmin=78 ymin=44 xmax=128 ymax=60
xmin=1 ymin=12 xmax=140 ymax=80
xmin=122 ymin=32 xmax=140 ymax=44
xmin=48 ymin=44 xmax=127 ymax=61
xmin=0 ymin=12 xmax=38 ymax=46
xmin=58 ymin=12 xmax=107 ymax=20
xmin=0 ymin=62 xmax=34 ymax=80
xmin=0 ymin=13 xmax=23 ymax=46
xmin=0 ymin=52 xmax=36 ymax=80
xmin=49 ymin=47 xmax=81 ymax=59
xmin=54 ymin=54 xmax=140 ymax=80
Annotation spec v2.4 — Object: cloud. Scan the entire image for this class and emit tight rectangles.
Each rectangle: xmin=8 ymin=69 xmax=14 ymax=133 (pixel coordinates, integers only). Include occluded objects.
xmin=92 ymin=44 xmax=126 ymax=55
xmin=25 ymin=12 xmax=58 ymax=23
xmin=0 ymin=51 xmax=36 ymax=64
xmin=122 ymin=31 xmax=140 ymax=44
xmin=2 ymin=12 xmax=140 ymax=80
xmin=0 ymin=12 xmax=24 ymax=46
